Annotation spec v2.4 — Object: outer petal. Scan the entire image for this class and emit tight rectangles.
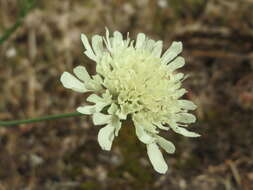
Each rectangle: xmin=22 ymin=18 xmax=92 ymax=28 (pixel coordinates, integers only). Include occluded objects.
xmin=98 ymin=124 xmax=115 ymax=151
xmin=60 ymin=72 xmax=87 ymax=93
xmin=111 ymin=116 xmax=122 ymax=136
xmin=178 ymin=100 xmax=197 ymax=110
xmin=173 ymin=73 xmax=184 ymax=82
xmin=153 ymin=122 xmax=169 ymax=130
xmin=175 ymin=113 xmax=196 ymax=124
xmin=93 ymin=74 xmax=104 ymax=83
xmin=86 ymin=75 xmax=103 ymax=91
xmin=113 ymin=31 xmax=123 ymax=48
xmin=135 ymin=33 xmax=146 ymax=49
xmin=81 ymin=34 xmax=97 ymax=61
xmin=103 ymin=27 xmax=112 ymax=52
xmin=145 ymin=39 xmax=156 ymax=52
xmin=167 ymin=57 xmax=185 ymax=72
xmin=94 ymin=102 xmax=110 ymax=112
xmin=93 ymin=113 xmax=111 ymax=125
xmin=92 ymin=35 xmax=104 ymax=57
xmin=134 ymin=123 xmax=155 ymax=144
xmin=147 ymin=143 xmax=168 ymax=174
xmin=87 ymin=94 xmax=103 ymax=103
xmin=157 ymin=136 xmax=176 ymax=154
xmin=169 ymin=122 xmax=200 ymax=137
xmin=173 ymin=89 xmax=187 ymax=99
xmin=115 ymin=110 xmax=127 ymax=120
xmin=142 ymin=122 xmax=159 ymax=134
xmin=108 ymin=103 xmax=118 ymax=115
xmin=151 ymin=41 xmax=163 ymax=58
xmin=73 ymin=66 xmax=91 ymax=82
xmin=86 ymin=94 xmax=111 ymax=113
xmin=161 ymin=41 xmax=182 ymax=64
xmin=77 ymin=105 xmax=96 ymax=115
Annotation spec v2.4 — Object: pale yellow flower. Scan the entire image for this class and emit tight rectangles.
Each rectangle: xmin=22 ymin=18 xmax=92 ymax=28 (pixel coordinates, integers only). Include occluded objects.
xmin=60 ymin=29 xmax=199 ymax=174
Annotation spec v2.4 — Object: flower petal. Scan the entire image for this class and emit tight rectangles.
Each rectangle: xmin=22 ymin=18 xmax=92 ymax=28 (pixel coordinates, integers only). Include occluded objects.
xmin=73 ymin=66 xmax=91 ymax=82
xmin=111 ymin=116 xmax=122 ymax=136
xmin=92 ymin=35 xmax=104 ymax=57
xmin=87 ymin=92 xmax=111 ymax=102
xmin=157 ymin=136 xmax=176 ymax=154
xmin=134 ymin=123 xmax=155 ymax=144
xmin=93 ymin=113 xmax=111 ymax=125
xmin=178 ymin=100 xmax=197 ymax=110
xmin=143 ymin=122 xmax=159 ymax=134
xmin=81 ymin=34 xmax=97 ymax=61
xmin=147 ymin=143 xmax=168 ymax=174
xmin=169 ymin=122 xmax=200 ymax=137
xmin=93 ymin=74 xmax=104 ymax=84
xmin=167 ymin=57 xmax=185 ymax=72
xmin=175 ymin=113 xmax=196 ymax=123
xmin=135 ymin=33 xmax=146 ymax=49
xmin=151 ymin=41 xmax=163 ymax=58
xmin=115 ymin=110 xmax=127 ymax=120
xmin=173 ymin=89 xmax=187 ymax=99
xmin=87 ymin=94 xmax=103 ymax=103
xmin=161 ymin=41 xmax=182 ymax=64
xmin=103 ymin=27 xmax=112 ymax=52
xmin=153 ymin=122 xmax=169 ymax=130
xmin=112 ymin=31 xmax=123 ymax=49
xmin=60 ymin=72 xmax=87 ymax=93
xmin=86 ymin=94 xmax=111 ymax=112
xmin=108 ymin=103 xmax=118 ymax=114
xmin=145 ymin=39 xmax=156 ymax=52
xmin=77 ymin=105 xmax=96 ymax=115
xmin=98 ymin=124 xmax=115 ymax=151
xmin=173 ymin=73 xmax=184 ymax=82
xmin=94 ymin=102 xmax=110 ymax=112
xmin=86 ymin=76 xmax=103 ymax=91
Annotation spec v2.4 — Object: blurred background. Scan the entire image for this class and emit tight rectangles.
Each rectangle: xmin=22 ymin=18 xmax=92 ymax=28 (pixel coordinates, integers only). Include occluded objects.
xmin=1 ymin=0 xmax=253 ymax=189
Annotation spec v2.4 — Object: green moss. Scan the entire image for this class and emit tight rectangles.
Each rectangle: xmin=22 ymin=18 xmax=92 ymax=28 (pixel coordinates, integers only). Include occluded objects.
xmin=79 ymin=181 xmax=100 ymax=190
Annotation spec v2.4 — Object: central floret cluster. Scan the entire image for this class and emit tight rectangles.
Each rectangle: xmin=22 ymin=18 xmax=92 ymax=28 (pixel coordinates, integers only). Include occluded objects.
xmin=60 ymin=29 xmax=199 ymax=174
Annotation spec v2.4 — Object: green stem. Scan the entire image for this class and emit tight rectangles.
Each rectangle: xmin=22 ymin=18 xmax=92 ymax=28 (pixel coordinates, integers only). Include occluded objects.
xmin=0 ymin=112 xmax=83 ymax=126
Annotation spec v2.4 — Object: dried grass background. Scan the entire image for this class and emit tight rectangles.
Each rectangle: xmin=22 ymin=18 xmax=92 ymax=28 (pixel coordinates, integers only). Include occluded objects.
xmin=1 ymin=0 xmax=253 ymax=189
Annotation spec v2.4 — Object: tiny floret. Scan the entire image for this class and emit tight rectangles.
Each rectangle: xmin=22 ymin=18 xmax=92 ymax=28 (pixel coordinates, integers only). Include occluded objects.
xmin=60 ymin=28 xmax=199 ymax=174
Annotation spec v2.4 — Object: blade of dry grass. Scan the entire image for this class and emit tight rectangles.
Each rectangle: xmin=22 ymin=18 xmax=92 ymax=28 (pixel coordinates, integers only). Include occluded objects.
xmin=0 ymin=0 xmax=36 ymax=45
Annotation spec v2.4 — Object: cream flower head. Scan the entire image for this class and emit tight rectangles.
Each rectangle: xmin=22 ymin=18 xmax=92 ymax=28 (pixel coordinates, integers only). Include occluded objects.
xmin=60 ymin=29 xmax=199 ymax=174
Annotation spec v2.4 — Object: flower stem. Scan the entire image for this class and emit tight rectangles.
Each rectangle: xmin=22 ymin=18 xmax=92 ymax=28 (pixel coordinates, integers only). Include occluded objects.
xmin=0 ymin=112 xmax=83 ymax=127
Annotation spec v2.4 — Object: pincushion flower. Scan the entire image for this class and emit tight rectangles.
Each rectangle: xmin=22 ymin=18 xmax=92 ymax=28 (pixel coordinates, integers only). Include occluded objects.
xmin=60 ymin=29 xmax=199 ymax=174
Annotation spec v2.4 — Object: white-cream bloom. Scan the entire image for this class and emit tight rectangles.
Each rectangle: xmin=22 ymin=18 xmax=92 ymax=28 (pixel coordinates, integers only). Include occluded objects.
xmin=60 ymin=29 xmax=199 ymax=174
